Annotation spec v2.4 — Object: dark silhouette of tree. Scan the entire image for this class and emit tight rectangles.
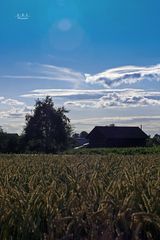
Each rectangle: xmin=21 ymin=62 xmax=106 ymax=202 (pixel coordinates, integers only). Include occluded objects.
xmin=72 ymin=133 xmax=80 ymax=138
xmin=153 ymin=134 xmax=160 ymax=145
xmin=6 ymin=134 xmax=19 ymax=153
xmin=0 ymin=127 xmax=19 ymax=153
xmin=80 ymin=131 xmax=88 ymax=138
xmin=0 ymin=127 xmax=6 ymax=152
xmin=23 ymin=96 xmax=72 ymax=153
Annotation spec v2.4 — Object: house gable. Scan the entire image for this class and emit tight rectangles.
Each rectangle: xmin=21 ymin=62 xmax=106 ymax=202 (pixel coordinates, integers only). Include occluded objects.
xmin=87 ymin=126 xmax=148 ymax=148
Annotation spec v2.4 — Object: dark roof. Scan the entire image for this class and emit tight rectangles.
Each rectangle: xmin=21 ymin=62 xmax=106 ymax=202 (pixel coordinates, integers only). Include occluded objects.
xmin=87 ymin=126 xmax=148 ymax=139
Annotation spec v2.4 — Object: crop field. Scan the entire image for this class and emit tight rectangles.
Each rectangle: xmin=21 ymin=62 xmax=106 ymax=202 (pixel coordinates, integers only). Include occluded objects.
xmin=1 ymin=154 xmax=160 ymax=240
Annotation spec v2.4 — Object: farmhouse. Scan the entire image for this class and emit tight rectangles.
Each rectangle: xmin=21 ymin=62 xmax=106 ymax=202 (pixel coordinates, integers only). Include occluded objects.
xmin=87 ymin=126 xmax=148 ymax=148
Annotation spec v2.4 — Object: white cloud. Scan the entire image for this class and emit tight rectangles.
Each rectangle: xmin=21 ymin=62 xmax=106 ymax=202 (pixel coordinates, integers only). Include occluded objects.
xmin=21 ymin=88 xmax=134 ymax=98
xmin=0 ymin=96 xmax=32 ymax=119
xmin=1 ymin=62 xmax=160 ymax=134
xmin=85 ymin=64 xmax=160 ymax=87
xmin=20 ymin=88 xmax=160 ymax=108
xmin=64 ymin=89 xmax=160 ymax=108
xmin=2 ymin=63 xmax=160 ymax=88
xmin=2 ymin=123 xmax=24 ymax=134
xmin=1 ymin=98 xmax=25 ymax=106
xmin=1 ymin=63 xmax=84 ymax=83
xmin=0 ymin=106 xmax=33 ymax=119
xmin=0 ymin=98 xmax=33 ymax=133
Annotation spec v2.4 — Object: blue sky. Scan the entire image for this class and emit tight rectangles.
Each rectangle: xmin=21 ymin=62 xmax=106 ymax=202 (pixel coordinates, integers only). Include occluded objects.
xmin=0 ymin=0 xmax=160 ymax=135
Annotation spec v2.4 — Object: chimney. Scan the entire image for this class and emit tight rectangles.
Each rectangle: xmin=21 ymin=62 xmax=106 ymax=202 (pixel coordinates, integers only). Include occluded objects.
xmin=140 ymin=124 xmax=143 ymax=130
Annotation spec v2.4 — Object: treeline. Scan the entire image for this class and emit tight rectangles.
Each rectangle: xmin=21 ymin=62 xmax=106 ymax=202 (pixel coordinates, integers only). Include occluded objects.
xmin=149 ymin=134 xmax=160 ymax=146
xmin=0 ymin=96 xmax=160 ymax=153
xmin=0 ymin=97 xmax=90 ymax=154
xmin=0 ymin=129 xmax=20 ymax=153
xmin=0 ymin=129 xmax=90 ymax=153
xmin=0 ymin=97 xmax=73 ymax=153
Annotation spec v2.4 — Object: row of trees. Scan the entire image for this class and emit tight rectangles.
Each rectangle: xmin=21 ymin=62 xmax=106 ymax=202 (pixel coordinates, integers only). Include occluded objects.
xmin=0 ymin=96 xmax=89 ymax=153
xmin=0 ymin=97 xmax=71 ymax=153
xmin=0 ymin=96 xmax=160 ymax=153
xmin=147 ymin=134 xmax=160 ymax=147
xmin=0 ymin=128 xmax=19 ymax=153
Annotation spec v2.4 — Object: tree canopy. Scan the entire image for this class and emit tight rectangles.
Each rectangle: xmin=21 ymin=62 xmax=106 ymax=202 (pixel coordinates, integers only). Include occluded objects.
xmin=23 ymin=96 xmax=72 ymax=153
xmin=80 ymin=131 xmax=88 ymax=138
xmin=153 ymin=134 xmax=160 ymax=145
xmin=0 ymin=127 xmax=19 ymax=153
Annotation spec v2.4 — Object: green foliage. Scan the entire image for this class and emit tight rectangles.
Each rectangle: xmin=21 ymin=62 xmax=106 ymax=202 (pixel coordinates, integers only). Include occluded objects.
xmin=66 ymin=146 xmax=160 ymax=155
xmin=23 ymin=96 xmax=72 ymax=153
xmin=1 ymin=154 xmax=160 ymax=239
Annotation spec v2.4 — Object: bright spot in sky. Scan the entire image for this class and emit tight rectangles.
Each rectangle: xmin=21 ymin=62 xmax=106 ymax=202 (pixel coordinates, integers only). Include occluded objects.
xmin=57 ymin=19 xmax=72 ymax=32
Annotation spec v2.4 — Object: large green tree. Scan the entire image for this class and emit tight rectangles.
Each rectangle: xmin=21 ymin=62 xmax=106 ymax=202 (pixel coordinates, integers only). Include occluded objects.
xmin=23 ymin=96 xmax=72 ymax=153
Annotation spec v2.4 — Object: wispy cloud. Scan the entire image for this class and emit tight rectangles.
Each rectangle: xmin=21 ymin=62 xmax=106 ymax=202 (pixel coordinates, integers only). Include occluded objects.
xmin=2 ymin=63 xmax=160 ymax=88
xmin=1 ymin=63 xmax=84 ymax=83
xmin=1 ymin=61 xmax=160 ymax=134
xmin=21 ymin=88 xmax=135 ymax=98
xmin=85 ymin=64 xmax=160 ymax=87
xmin=72 ymin=115 xmax=160 ymax=125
